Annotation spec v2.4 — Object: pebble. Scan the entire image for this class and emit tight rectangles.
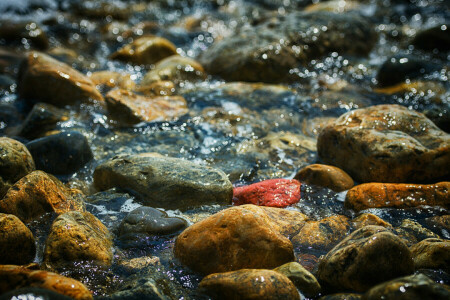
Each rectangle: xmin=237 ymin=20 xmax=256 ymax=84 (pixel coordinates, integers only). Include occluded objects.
xmin=0 ymin=213 xmax=35 ymax=265
xmin=410 ymin=238 xmax=450 ymax=273
xmin=274 ymin=262 xmax=321 ymax=297
xmin=294 ymin=164 xmax=354 ymax=192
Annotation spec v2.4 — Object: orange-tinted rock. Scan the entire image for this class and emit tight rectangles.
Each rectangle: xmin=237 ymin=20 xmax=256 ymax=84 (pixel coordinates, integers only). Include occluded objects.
xmin=292 ymin=215 xmax=350 ymax=251
xmin=198 ymin=269 xmax=299 ymax=300
xmin=0 ymin=171 xmax=83 ymax=223
xmin=345 ymin=182 xmax=450 ymax=212
xmin=109 ymin=36 xmax=177 ymax=65
xmin=89 ymin=71 xmax=135 ymax=90
xmin=43 ymin=211 xmax=113 ymax=268
xmin=105 ymin=89 xmax=188 ymax=125
xmin=294 ymin=164 xmax=354 ymax=192
xmin=297 ymin=253 xmax=320 ymax=273
xmin=351 ymin=213 xmax=392 ymax=230
xmin=18 ymin=52 xmax=104 ymax=106
xmin=260 ymin=206 xmax=308 ymax=238
xmin=410 ymin=238 xmax=450 ymax=272
xmin=233 ymin=179 xmax=301 ymax=208
xmin=174 ymin=205 xmax=295 ymax=275
xmin=0 ymin=213 xmax=35 ymax=265
xmin=0 ymin=265 xmax=92 ymax=300
xmin=0 ymin=137 xmax=35 ymax=198
xmin=136 ymin=80 xmax=175 ymax=96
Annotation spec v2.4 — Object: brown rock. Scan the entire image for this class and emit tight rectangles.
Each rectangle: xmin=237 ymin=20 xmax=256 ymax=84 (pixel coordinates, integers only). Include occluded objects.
xmin=345 ymin=182 xmax=450 ymax=212
xmin=317 ymin=104 xmax=450 ymax=183
xmin=135 ymin=80 xmax=175 ymax=96
xmin=141 ymin=55 xmax=205 ymax=85
xmin=425 ymin=215 xmax=450 ymax=236
xmin=198 ymin=269 xmax=300 ymax=300
xmin=317 ymin=226 xmax=414 ymax=292
xmin=89 ymin=71 xmax=135 ymax=90
xmin=320 ymin=294 xmax=362 ymax=300
xmin=0 ymin=171 xmax=83 ymax=223
xmin=274 ymin=262 xmax=321 ymax=297
xmin=292 ymin=215 xmax=350 ymax=251
xmin=18 ymin=52 xmax=104 ymax=106
xmin=260 ymin=206 xmax=308 ymax=238
xmin=294 ymin=164 xmax=354 ymax=192
xmin=105 ymin=89 xmax=187 ymax=125
xmin=109 ymin=36 xmax=177 ymax=65
xmin=395 ymin=219 xmax=440 ymax=246
xmin=0 ymin=137 xmax=35 ymax=198
xmin=0 ymin=213 xmax=35 ymax=265
xmin=351 ymin=213 xmax=392 ymax=230
xmin=174 ymin=205 xmax=295 ymax=275
xmin=410 ymin=238 xmax=450 ymax=272
xmin=0 ymin=265 xmax=92 ymax=300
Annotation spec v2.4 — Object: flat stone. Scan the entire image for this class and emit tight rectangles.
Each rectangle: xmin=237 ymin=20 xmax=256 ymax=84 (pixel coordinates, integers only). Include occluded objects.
xmin=93 ymin=155 xmax=233 ymax=210
xmin=294 ymin=164 xmax=354 ymax=192
xmin=317 ymin=226 xmax=414 ymax=292
xmin=274 ymin=262 xmax=321 ymax=297
xmin=198 ymin=269 xmax=300 ymax=300
xmin=0 ymin=213 xmax=35 ymax=265
xmin=174 ymin=205 xmax=295 ymax=275
xmin=410 ymin=238 xmax=450 ymax=273
xmin=345 ymin=182 xmax=450 ymax=212
xmin=317 ymin=104 xmax=450 ymax=183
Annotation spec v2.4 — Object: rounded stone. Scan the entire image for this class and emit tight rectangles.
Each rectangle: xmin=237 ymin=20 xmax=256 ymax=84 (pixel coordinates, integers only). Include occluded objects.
xmin=273 ymin=262 xmax=321 ymax=297
xmin=410 ymin=238 xmax=450 ymax=273
xmin=411 ymin=24 xmax=450 ymax=52
xmin=0 ymin=213 xmax=36 ymax=265
xmin=395 ymin=219 xmax=441 ymax=246
xmin=294 ymin=164 xmax=354 ymax=192
xmin=351 ymin=213 xmax=392 ymax=230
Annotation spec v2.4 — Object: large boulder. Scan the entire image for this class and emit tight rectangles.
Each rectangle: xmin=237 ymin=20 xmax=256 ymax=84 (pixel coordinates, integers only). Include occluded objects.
xmin=174 ymin=205 xmax=295 ymax=275
xmin=199 ymin=12 xmax=377 ymax=83
xmin=17 ymin=52 xmax=104 ymax=106
xmin=93 ymin=154 xmax=233 ymax=210
xmin=0 ymin=213 xmax=35 ymax=265
xmin=317 ymin=226 xmax=414 ymax=292
xmin=0 ymin=137 xmax=35 ymax=198
xmin=317 ymin=105 xmax=450 ymax=183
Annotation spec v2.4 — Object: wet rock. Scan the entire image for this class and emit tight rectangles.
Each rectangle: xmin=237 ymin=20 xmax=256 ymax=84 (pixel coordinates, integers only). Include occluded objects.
xmin=0 ymin=137 xmax=35 ymax=198
xmin=232 ymin=178 xmax=301 ymax=208
xmin=395 ymin=219 xmax=441 ymax=246
xmin=0 ymin=170 xmax=84 ymax=223
xmin=351 ymin=213 xmax=392 ymax=230
xmin=0 ymin=287 xmax=74 ymax=300
xmin=73 ymin=1 xmax=131 ymax=21
xmin=297 ymin=253 xmax=320 ymax=273
xmin=116 ymin=256 xmax=160 ymax=274
xmin=0 ymin=265 xmax=92 ymax=300
xmin=135 ymin=80 xmax=175 ymax=97
xmin=198 ymin=269 xmax=300 ymax=300
xmin=304 ymin=0 xmax=360 ymax=13
xmin=411 ymin=24 xmax=450 ymax=52
xmin=141 ymin=55 xmax=205 ymax=85
xmin=105 ymin=89 xmax=188 ymax=125
xmin=274 ymin=262 xmax=321 ymax=297
xmin=317 ymin=104 xmax=450 ymax=183
xmin=292 ymin=215 xmax=350 ymax=251
xmin=94 ymin=154 xmax=232 ymax=210
xmin=110 ymin=36 xmax=177 ymax=65
xmin=294 ymin=164 xmax=354 ymax=192
xmin=0 ymin=21 xmax=49 ymax=50
xmin=43 ymin=211 xmax=113 ymax=268
xmin=17 ymin=52 xmax=104 ymax=106
xmin=317 ymin=226 xmax=414 ymax=292
xmin=199 ymin=12 xmax=377 ymax=83
xmin=362 ymin=273 xmax=450 ymax=300
xmin=425 ymin=215 xmax=450 ymax=238
xmin=174 ymin=205 xmax=295 ymax=275
xmin=260 ymin=206 xmax=308 ymax=238
xmin=345 ymin=182 xmax=450 ymax=212
xmin=319 ymin=294 xmax=361 ymax=300
xmin=0 ymin=213 xmax=35 ymax=265
xmin=17 ymin=103 xmax=68 ymax=140
xmin=89 ymin=71 xmax=135 ymax=90
xmin=26 ymin=131 xmax=93 ymax=175
xmin=118 ymin=206 xmax=187 ymax=239
xmin=410 ymin=238 xmax=450 ymax=272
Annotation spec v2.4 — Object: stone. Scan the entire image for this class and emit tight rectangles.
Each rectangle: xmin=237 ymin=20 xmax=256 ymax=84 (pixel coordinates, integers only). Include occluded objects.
xmin=320 ymin=294 xmax=361 ymax=300
xmin=26 ymin=131 xmax=93 ymax=175
xmin=17 ymin=103 xmax=68 ymax=140
xmin=395 ymin=219 xmax=441 ymax=246
xmin=199 ymin=12 xmax=376 ymax=83
xmin=345 ymin=182 xmax=450 ymax=212
xmin=43 ymin=211 xmax=113 ymax=268
xmin=294 ymin=164 xmax=354 ymax=192
xmin=0 ymin=265 xmax=92 ymax=300
xmin=116 ymin=256 xmax=160 ymax=274
xmin=351 ymin=213 xmax=392 ymax=230
xmin=141 ymin=55 xmax=205 ymax=85
xmin=0 ymin=287 xmax=74 ymax=300
xmin=118 ymin=206 xmax=187 ymax=239
xmin=411 ymin=24 xmax=450 ymax=52
xmin=410 ymin=238 xmax=450 ymax=273
xmin=135 ymin=80 xmax=175 ymax=97
xmin=362 ymin=274 xmax=450 ymax=300
xmin=292 ymin=215 xmax=350 ymax=251
xmin=0 ymin=21 xmax=49 ymax=50
xmin=109 ymin=36 xmax=177 ymax=65
xmin=198 ymin=269 xmax=300 ymax=300
xmin=317 ymin=226 xmax=414 ymax=292
xmin=0 ymin=137 xmax=35 ymax=198
xmin=89 ymin=71 xmax=135 ymax=90
xmin=93 ymin=155 xmax=233 ymax=210
xmin=105 ymin=89 xmax=188 ymax=125
xmin=0 ymin=171 xmax=83 ymax=223
xmin=0 ymin=213 xmax=36 ymax=265
xmin=17 ymin=52 xmax=104 ymax=106
xmin=232 ymin=179 xmax=301 ymax=208
xmin=304 ymin=0 xmax=360 ymax=13
xmin=274 ymin=262 xmax=321 ymax=297
xmin=259 ymin=206 xmax=308 ymax=238
xmin=317 ymin=104 xmax=450 ymax=183
xmin=174 ymin=205 xmax=295 ymax=275
xmin=425 ymin=215 xmax=450 ymax=238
